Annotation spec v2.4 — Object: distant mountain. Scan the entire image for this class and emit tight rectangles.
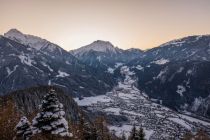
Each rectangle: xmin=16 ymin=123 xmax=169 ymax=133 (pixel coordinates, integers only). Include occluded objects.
xmin=0 ymin=30 xmax=115 ymax=96
xmin=71 ymin=40 xmax=121 ymax=56
xmin=70 ymin=40 xmax=143 ymax=73
xmin=4 ymin=29 xmax=76 ymax=61
xmin=126 ymin=35 xmax=210 ymax=118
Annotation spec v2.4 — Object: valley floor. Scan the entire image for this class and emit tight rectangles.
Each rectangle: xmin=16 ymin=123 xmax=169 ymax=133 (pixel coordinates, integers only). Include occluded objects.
xmin=74 ymin=66 xmax=210 ymax=140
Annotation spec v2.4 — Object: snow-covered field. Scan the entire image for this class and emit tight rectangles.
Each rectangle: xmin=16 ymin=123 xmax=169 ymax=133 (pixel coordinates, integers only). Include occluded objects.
xmin=74 ymin=95 xmax=112 ymax=106
xmin=74 ymin=66 xmax=210 ymax=140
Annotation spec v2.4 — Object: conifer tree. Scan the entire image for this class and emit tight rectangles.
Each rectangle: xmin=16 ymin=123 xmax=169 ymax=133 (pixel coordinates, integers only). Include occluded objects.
xmin=78 ymin=113 xmax=92 ymax=140
xmin=128 ymin=124 xmax=138 ymax=140
xmin=15 ymin=116 xmax=33 ymax=140
xmin=32 ymin=89 xmax=72 ymax=137
xmin=91 ymin=126 xmax=98 ymax=140
xmin=138 ymin=127 xmax=145 ymax=140
xmin=121 ymin=131 xmax=126 ymax=140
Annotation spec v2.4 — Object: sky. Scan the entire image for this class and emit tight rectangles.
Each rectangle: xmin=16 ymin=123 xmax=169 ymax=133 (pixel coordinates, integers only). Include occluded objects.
xmin=0 ymin=0 xmax=210 ymax=51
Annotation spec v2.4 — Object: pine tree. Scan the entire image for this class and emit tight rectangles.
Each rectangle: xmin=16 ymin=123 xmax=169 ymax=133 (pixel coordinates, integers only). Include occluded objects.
xmin=78 ymin=113 xmax=92 ymax=140
xmin=15 ymin=116 xmax=33 ymax=140
xmin=128 ymin=124 xmax=138 ymax=140
xmin=138 ymin=127 xmax=145 ymax=140
xmin=91 ymin=126 xmax=98 ymax=140
xmin=32 ymin=89 xmax=72 ymax=137
xmin=94 ymin=116 xmax=110 ymax=140
xmin=121 ymin=131 xmax=126 ymax=140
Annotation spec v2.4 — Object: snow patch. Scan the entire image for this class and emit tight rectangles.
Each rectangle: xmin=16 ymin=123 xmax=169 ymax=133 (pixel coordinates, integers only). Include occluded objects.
xmin=18 ymin=55 xmax=34 ymax=66
xmin=176 ymin=85 xmax=186 ymax=96
xmin=152 ymin=58 xmax=169 ymax=65
xmin=136 ymin=65 xmax=144 ymax=70
xmin=115 ymin=62 xmax=123 ymax=68
xmin=56 ymin=70 xmax=70 ymax=78
xmin=107 ymin=67 xmax=115 ymax=74
xmin=74 ymin=95 xmax=112 ymax=106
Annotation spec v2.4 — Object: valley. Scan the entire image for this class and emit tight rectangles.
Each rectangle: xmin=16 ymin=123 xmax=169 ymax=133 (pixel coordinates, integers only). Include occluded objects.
xmin=74 ymin=65 xmax=210 ymax=139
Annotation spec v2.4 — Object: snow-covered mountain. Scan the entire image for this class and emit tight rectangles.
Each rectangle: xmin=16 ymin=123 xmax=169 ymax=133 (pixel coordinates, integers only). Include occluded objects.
xmin=5 ymin=29 xmax=60 ymax=52
xmin=0 ymin=31 xmax=115 ymax=96
xmin=125 ymin=35 xmax=210 ymax=118
xmin=70 ymin=40 xmax=143 ymax=73
xmin=71 ymin=40 xmax=121 ymax=56
xmin=1 ymin=29 xmax=210 ymax=139
xmin=4 ymin=29 xmax=71 ymax=61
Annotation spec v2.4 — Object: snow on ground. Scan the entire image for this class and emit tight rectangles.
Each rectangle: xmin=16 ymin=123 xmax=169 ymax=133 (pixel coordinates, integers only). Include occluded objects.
xmin=115 ymin=62 xmax=123 ymax=68
xmin=56 ymin=70 xmax=70 ymax=78
xmin=74 ymin=95 xmax=112 ymax=106
xmin=187 ymin=69 xmax=193 ymax=75
xmin=108 ymin=125 xmax=133 ymax=138
xmin=117 ymin=92 xmax=138 ymax=100
xmin=74 ymin=65 xmax=210 ymax=140
xmin=107 ymin=67 xmax=115 ymax=74
xmin=122 ymin=110 xmax=145 ymax=117
xmin=136 ymin=65 xmax=144 ymax=71
xmin=179 ymin=114 xmax=210 ymax=126
xmin=107 ymin=63 xmax=123 ymax=74
xmin=6 ymin=65 xmax=18 ymax=76
xmin=191 ymin=97 xmax=203 ymax=111
xmin=168 ymin=117 xmax=191 ymax=130
xmin=41 ymin=62 xmax=53 ymax=72
xmin=151 ymin=58 xmax=169 ymax=65
xmin=108 ymin=125 xmax=153 ymax=140
xmin=144 ymin=129 xmax=154 ymax=140
xmin=104 ymin=108 xmax=121 ymax=115
xmin=153 ymin=68 xmax=168 ymax=80
xmin=96 ymin=56 xmax=101 ymax=62
xmin=18 ymin=54 xmax=34 ymax=66
xmin=176 ymin=85 xmax=186 ymax=96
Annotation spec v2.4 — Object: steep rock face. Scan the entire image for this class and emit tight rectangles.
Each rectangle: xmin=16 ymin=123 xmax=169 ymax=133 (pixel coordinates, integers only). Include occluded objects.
xmin=0 ymin=35 xmax=114 ymax=96
xmin=126 ymin=35 xmax=210 ymax=118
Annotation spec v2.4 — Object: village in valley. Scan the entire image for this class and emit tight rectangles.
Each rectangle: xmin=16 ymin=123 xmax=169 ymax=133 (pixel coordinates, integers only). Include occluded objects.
xmin=75 ymin=66 xmax=210 ymax=140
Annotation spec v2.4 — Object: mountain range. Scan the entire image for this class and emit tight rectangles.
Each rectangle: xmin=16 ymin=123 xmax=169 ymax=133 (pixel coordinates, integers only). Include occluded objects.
xmin=1 ymin=29 xmax=210 ymax=139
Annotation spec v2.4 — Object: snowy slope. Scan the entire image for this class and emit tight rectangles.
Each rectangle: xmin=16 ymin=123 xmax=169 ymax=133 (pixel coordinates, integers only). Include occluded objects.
xmin=127 ymin=35 xmax=210 ymax=118
xmin=0 ymin=35 xmax=114 ymax=96
xmin=5 ymin=29 xmax=58 ymax=51
xmin=4 ymin=29 xmax=70 ymax=59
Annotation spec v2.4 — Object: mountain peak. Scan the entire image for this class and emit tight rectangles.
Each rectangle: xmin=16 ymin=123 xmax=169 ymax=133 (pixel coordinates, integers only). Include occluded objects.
xmin=71 ymin=40 xmax=120 ymax=56
xmin=4 ymin=28 xmax=61 ymax=52
xmin=93 ymin=40 xmax=112 ymax=44
xmin=5 ymin=28 xmax=23 ymax=35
